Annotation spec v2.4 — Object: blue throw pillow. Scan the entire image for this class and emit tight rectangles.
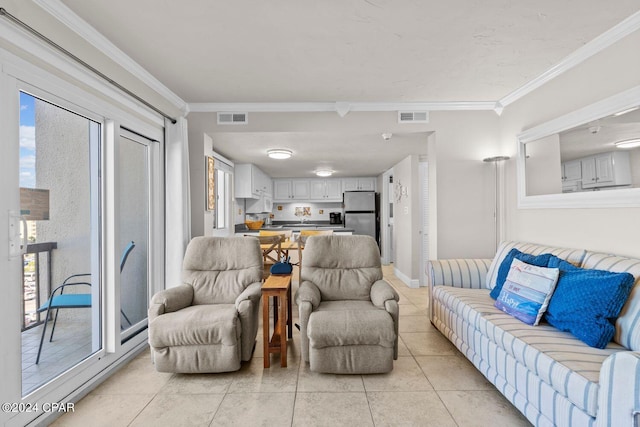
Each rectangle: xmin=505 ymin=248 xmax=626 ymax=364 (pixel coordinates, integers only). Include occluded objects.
xmin=547 ymin=255 xmax=580 ymax=272
xmin=489 ymin=248 xmax=553 ymax=300
xmin=494 ymin=259 xmax=559 ymax=326
xmin=544 ymin=266 xmax=635 ymax=348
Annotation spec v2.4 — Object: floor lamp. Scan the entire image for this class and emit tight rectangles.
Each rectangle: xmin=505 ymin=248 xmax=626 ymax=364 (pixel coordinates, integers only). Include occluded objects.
xmin=483 ymin=156 xmax=510 ymax=253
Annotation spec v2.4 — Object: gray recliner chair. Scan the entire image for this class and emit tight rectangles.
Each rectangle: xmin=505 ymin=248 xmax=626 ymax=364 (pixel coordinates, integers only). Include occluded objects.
xmin=295 ymin=235 xmax=400 ymax=374
xmin=148 ymin=236 xmax=263 ymax=373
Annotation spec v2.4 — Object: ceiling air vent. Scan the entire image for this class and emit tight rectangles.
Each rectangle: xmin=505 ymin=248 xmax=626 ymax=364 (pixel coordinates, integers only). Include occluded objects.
xmin=398 ymin=111 xmax=429 ymax=124
xmin=217 ymin=112 xmax=248 ymax=125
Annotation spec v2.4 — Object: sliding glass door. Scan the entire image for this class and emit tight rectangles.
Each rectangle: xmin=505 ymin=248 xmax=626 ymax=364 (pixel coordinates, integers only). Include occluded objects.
xmin=118 ymin=130 xmax=153 ymax=340
xmin=18 ymin=90 xmax=102 ymax=396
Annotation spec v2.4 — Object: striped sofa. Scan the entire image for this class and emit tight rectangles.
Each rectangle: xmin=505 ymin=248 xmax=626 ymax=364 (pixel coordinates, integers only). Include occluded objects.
xmin=428 ymin=241 xmax=640 ymax=427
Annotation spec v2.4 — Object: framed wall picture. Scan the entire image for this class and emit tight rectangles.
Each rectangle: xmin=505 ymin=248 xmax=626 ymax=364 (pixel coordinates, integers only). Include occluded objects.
xmin=206 ymin=156 xmax=215 ymax=211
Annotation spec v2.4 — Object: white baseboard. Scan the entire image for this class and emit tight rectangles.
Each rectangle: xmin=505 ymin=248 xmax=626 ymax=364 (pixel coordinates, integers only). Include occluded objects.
xmin=393 ymin=267 xmax=420 ymax=288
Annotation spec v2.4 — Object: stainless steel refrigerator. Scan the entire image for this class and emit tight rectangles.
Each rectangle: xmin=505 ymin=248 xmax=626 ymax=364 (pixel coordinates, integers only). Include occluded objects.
xmin=343 ymin=191 xmax=378 ymax=243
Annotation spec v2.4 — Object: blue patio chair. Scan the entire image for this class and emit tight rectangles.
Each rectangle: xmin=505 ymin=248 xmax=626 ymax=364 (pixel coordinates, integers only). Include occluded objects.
xmin=35 ymin=241 xmax=135 ymax=364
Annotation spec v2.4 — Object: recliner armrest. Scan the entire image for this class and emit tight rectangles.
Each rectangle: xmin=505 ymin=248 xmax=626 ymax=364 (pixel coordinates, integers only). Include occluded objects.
xmin=295 ymin=281 xmax=321 ymax=310
xmin=370 ymin=280 xmax=399 ymax=308
xmin=149 ymin=284 xmax=194 ymax=319
xmin=235 ymin=282 xmax=262 ymax=309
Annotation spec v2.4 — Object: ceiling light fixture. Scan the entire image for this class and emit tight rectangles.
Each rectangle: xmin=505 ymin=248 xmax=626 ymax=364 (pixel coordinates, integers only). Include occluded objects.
xmin=267 ymin=149 xmax=292 ymax=159
xmin=381 ymin=132 xmax=392 ymax=141
xmin=315 ymin=169 xmax=334 ymax=177
xmin=614 ymin=138 xmax=640 ymax=149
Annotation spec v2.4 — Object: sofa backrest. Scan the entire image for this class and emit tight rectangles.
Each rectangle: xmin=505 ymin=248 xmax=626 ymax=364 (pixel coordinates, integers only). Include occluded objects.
xmin=301 ymin=235 xmax=382 ymax=301
xmin=581 ymin=251 xmax=640 ymax=351
xmin=181 ymin=236 xmax=263 ymax=304
xmin=486 ymin=241 xmax=586 ymax=290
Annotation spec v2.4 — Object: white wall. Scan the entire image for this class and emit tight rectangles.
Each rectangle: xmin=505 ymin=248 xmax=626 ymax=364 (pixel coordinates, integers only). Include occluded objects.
xmin=428 ymin=111 xmax=502 ymax=259
xmin=392 ymin=155 xmax=421 ymax=286
xmin=188 ymin=132 xmax=206 ymax=237
xmin=500 ymin=28 xmax=640 ymax=258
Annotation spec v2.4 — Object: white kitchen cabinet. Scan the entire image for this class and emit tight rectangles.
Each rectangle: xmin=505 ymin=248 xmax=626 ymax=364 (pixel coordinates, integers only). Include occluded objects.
xmin=273 ymin=180 xmax=292 ymax=201
xmin=273 ymin=179 xmax=310 ymax=201
xmin=561 ymin=160 xmax=582 ymax=192
xmin=245 ymin=192 xmax=273 ymax=213
xmin=309 ymin=178 xmax=342 ymax=201
xmin=292 ymin=180 xmax=310 ymax=199
xmin=342 ymin=177 xmax=376 ymax=192
xmin=235 ymin=164 xmax=272 ymax=198
xmin=581 ymin=151 xmax=631 ymax=189
xmin=562 ymin=160 xmax=582 ymax=182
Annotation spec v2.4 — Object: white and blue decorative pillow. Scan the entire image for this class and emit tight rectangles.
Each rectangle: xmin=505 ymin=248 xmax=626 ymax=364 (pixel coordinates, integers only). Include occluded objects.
xmin=494 ymin=259 xmax=560 ymax=326
xmin=489 ymin=248 xmax=553 ymax=300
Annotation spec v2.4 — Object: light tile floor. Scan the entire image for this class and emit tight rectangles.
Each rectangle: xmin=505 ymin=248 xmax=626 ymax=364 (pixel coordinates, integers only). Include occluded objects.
xmin=51 ymin=265 xmax=531 ymax=427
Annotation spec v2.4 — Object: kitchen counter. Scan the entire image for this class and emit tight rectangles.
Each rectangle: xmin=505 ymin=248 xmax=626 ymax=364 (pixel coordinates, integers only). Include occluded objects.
xmin=236 ymin=222 xmax=354 ymax=234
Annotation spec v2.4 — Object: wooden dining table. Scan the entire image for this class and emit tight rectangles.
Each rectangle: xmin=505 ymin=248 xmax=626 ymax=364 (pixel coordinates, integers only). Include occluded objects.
xmin=260 ymin=239 xmax=300 ymax=260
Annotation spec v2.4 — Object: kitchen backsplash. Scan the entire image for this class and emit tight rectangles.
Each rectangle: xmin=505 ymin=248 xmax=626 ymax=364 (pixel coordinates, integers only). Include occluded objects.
xmin=239 ymin=202 xmax=343 ymax=223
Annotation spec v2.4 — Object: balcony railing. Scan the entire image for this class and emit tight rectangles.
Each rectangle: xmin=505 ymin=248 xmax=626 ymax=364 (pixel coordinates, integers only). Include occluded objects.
xmin=22 ymin=241 xmax=57 ymax=331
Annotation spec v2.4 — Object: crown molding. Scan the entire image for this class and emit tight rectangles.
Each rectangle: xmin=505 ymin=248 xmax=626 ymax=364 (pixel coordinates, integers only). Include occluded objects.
xmin=34 ymin=0 xmax=188 ymax=115
xmin=188 ymin=101 xmax=499 ymax=115
xmin=499 ymin=10 xmax=640 ymax=108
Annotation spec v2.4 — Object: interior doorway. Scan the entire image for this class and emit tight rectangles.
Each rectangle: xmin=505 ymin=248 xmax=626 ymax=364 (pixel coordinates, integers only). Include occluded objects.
xmin=381 ymin=170 xmax=394 ymax=265
xmin=419 ymin=161 xmax=429 ymax=286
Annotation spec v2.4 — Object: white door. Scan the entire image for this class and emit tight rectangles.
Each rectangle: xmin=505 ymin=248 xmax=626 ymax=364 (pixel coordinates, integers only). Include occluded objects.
xmin=381 ymin=170 xmax=393 ymax=265
xmin=118 ymin=130 xmax=153 ymax=339
xmin=419 ymin=162 xmax=429 ymax=287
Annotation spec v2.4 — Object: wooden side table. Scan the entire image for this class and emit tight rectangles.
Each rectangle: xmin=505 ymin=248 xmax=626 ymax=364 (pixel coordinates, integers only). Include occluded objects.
xmin=262 ymin=274 xmax=292 ymax=368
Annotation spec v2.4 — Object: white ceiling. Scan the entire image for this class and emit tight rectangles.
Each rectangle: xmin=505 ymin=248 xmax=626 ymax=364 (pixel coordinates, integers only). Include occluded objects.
xmin=209 ymin=131 xmax=431 ymax=178
xmin=560 ymin=109 xmax=640 ymax=161
xmin=55 ymin=0 xmax=640 ymax=177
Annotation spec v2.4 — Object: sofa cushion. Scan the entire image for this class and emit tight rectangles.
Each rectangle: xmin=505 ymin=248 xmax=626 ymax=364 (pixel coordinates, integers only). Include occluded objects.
xmin=489 ymin=248 xmax=553 ymax=300
xmin=486 ymin=242 xmax=586 ymax=291
xmin=432 ymin=286 xmax=625 ymax=417
xmin=494 ymin=259 xmax=559 ymax=326
xmin=149 ymin=304 xmax=239 ymax=348
xmin=307 ymin=301 xmax=395 ymax=349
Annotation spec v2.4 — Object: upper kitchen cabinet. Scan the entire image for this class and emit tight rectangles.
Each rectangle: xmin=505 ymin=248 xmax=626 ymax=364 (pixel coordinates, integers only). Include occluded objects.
xmin=235 ymin=164 xmax=272 ymax=198
xmin=309 ymin=178 xmax=342 ymax=202
xmin=581 ymin=151 xmax=631 ymax=190
xmin=273 ymin=179 xmax=310 ymax=201
xmin=342 ymin=177 xmax=376 ymax=192
xmin=561 ymin=160 xmax=582 ymax=193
